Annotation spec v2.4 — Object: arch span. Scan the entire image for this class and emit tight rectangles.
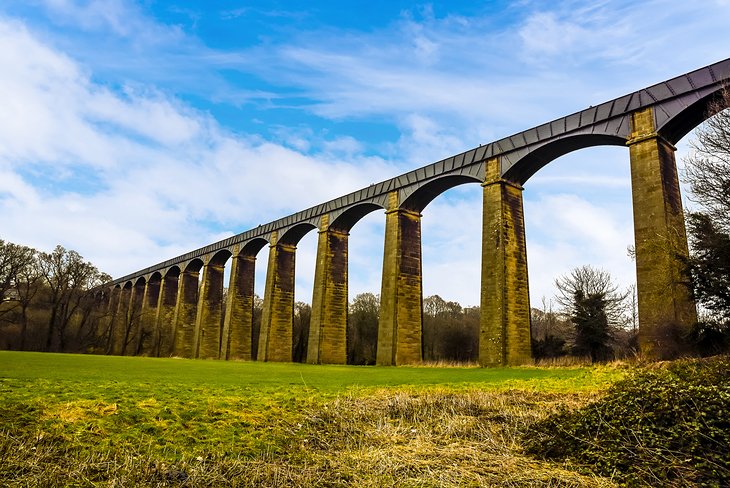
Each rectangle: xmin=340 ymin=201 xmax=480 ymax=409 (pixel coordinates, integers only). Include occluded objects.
xmin=164 ymin=265 xmax=181 ymax=278
xmin=504 ymin=134 xmax=627 ymax=185
xmin=240 ymin=237 xmax=269 ymax=257
xmin=184 ymin=259 xmax=204 ymax=273
xmin=209 ymin=249 xmax=232 ymax=267
xmin=401 ymin=174 xmax=482 ymax=212
xmin=330 ymin=202 xmax=384 ymax=232
xmin=659 ymin=87 xmax=730 ymax=144
xmin=279 ymin=222 xmax=317 ymax=246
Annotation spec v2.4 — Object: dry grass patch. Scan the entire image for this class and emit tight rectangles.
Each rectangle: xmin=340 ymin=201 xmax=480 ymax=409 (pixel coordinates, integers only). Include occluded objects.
xmin=0 ymin=387 xmax=617 ymax=487
xmin=284 ymin=388 xmax=614 ymax=487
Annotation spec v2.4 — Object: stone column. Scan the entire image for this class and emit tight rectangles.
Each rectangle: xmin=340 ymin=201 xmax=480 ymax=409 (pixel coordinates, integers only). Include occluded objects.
xmin=193 ymin=262 xmax=225 ymax=359
xmin=480 ymin=157 xmax=532 ymax=366
xmin=111 ymin=286 xmax=131 ymax=355
xmin=137 ymin=279 xmax=160 ymax=356
xmin=308 ymin=215 xmax=349 ymax=364
xmin=377 ymin=192 xmax=423 ymax=366
xmin=126 ymin=283 xmax=145 ymax=356
xmin=628 ymin=107 xmax=697 ymax=359
xmin=154 ymin=272 xmax=179 ymax=357
xmin=258 ymin=234 xmax=296 ymax=362
xmin=172 ymin=269 xmax=200 ymax=358
xmin=105 ymin=287 xmax=121 ymax=354
xmin=222 ymin=254 xmax=256 ymax=360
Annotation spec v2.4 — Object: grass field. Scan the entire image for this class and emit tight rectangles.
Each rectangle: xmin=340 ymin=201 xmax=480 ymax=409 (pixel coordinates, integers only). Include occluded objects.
xmin=0 ymin=351 xmax=626 ymax=487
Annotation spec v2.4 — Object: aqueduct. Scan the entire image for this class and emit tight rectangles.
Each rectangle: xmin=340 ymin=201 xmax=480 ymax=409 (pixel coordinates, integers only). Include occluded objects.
xmin=105 ymin=58 xmax=730 ymax=365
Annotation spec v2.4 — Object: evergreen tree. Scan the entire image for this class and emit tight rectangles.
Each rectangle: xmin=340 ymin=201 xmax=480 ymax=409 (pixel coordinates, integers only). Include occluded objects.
xmin=554 ymin=265 xmax=627 ymax=363
xmin=570 ymin=290 xmax=613 ymax=362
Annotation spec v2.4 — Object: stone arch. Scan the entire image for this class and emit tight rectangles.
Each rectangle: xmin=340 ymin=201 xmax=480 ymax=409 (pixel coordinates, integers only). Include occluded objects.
xmin=165 ymin=265 xmax=181 ymax=278
xmin=279 ymin=222 xmax=318 ymax=246
xmin=240 ymin=237 xmax=269 ymax=257
xmin=330 ymin=202 xmax=385 ymax=232
xmin=209 ymin=249 xmax=232 ymax=267
xmin=184 ymin=258 xmax=204 ymax=273
xmin=504 ymin=133 xmax=627 ymax=185
xmin=148 ymin=271 xmax=162 ymax=284
xmin=400 ymin=174 xmax=483 ymax=212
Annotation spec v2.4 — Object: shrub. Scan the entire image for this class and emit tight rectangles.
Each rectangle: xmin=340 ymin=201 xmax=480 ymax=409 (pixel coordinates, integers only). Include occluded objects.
xmin=523 ymin=355 xmax=730 ymax=486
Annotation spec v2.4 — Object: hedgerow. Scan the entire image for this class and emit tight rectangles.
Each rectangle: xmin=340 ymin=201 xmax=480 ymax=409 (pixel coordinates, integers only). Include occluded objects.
xmin=523 ymin=355 xmax=730 ymax=486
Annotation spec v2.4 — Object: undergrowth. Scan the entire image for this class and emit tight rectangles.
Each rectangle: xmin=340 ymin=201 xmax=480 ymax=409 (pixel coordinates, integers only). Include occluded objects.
xmin=523 ymin=355 xmax=730 ymax=487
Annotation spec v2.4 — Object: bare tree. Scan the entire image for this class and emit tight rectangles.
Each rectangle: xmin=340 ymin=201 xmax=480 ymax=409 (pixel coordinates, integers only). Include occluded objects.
xmin=39 ymin=246 xmax=108 ymax=352
xmin=684 ymin=88 xmax=730 ymax=234
xmin=555 ymin=266 xmax=628 ymax=325
xmin=0 ymin=240 xmax=37 ymax=324
xmin=292 ymin=301 xmax=311 ymax=363
xmin=348 ymin=293 xmax=379 ymax=365
xmin=555 ymin=265 xmax=629 ymax=362
xmin=423 ymin=295 xmax=478 ymax=362
xmin=682 ymin=88 xmax=730 ymax=329
xmin=15 ymin=254 xmax=43 ymax=350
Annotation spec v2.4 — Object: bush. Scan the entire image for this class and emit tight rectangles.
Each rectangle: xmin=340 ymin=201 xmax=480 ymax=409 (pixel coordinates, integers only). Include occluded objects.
xmin=531 ymin=335 xmax=567 ymax=360
xmin=523 ymin=355 xmax=730 ymax=486
xmin=688 ymin=320 xmax=730 ymax=356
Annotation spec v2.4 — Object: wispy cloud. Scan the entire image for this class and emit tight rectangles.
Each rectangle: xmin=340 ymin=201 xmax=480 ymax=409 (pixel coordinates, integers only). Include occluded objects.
xmin=0 ymin=17 xmax=396 ymax=278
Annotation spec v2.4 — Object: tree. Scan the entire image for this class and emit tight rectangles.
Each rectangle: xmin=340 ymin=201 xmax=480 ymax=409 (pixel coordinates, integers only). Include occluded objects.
xmin=531 ymin=297 xmax=571 ymax=360
xmin=683 ymin=88 xmax=730 ymax=334
xmin=422 ymin=295 xmax=478 ymax=362
xmin=14 ymin=253 xmax=43 ymax=350
xmin=684 ymin=88 xmax=730 ymax=234
xmin=347 ymin=293 xmax=379 ymax=365
xmin=38 ymin=246 xmax=108 ymax=352
xmin=555 ymin=265 xmax=628 ymax=362
xmin=251 ymin=294 xmax=263 ymax=360
xmin=0 ymin=240 xmax=37 ymax=325
xmin=292 ymin=301 xmax=311 ymax=363
xmin=685 ymin=214 xmax=730 ymax=321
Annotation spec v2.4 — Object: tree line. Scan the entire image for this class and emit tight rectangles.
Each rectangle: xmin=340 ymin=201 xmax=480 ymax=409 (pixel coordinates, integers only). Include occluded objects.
xmin=0 ymin=243 xmax=110 ymax=352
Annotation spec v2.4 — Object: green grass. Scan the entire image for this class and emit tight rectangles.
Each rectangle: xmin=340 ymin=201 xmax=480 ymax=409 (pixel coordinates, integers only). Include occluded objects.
xmin=0 ymin=351 xmax=622 ymax=390
xmin=0 ymin=351 xmax=626 ymax=487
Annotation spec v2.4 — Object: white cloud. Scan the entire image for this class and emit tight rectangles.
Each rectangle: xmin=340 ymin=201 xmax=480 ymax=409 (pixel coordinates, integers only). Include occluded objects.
xmin=38 ymin=0 xmax=182 ymax=41
xmin=524 ymin=192 xmax=636 ymax=304
xmin=0 ymin=17 xmax=397 ymax=281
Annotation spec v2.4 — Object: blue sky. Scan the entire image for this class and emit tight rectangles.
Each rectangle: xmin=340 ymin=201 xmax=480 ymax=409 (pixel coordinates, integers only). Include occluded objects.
xmin=0 ymin=0 xmax=729 ymax=307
